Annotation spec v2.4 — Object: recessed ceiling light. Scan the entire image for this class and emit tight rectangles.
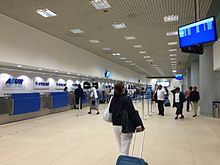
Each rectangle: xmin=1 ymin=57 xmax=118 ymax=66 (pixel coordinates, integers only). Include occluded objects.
xmin=171 ymin=64 xmax=177 ymax=66
xmin=164 ymin=15 xmax=179 ymax=22
xmin=102 ymin=47 xmax=112 ymax=51
xmin=172 ymin=70 xmax=177 ymax=73
xmin=147 ymin=59 xmax=153 ymax=62
xmin=55 ymin=70 xmax=58 ymax=73
xmin=125 ymin=36 xmax=136 ymax=40
xmin=77 ymin=74 xmax=80 ymax=76
xmin=130 ymin=63 xmax=136 ymax=66
xmin=139 ymin=51 xmax=147 ymax=54
xmin=42 ymin=73 xmax=46 ymax=75
xmin=36 ymin=8 xmax=57 ymax=17
xmin=38 ymin=68 xmax=42 ymax=70
xmin=170 ymin=58 xmax=177 ymax=60
xmin=17 ymin=65 xmax=22 ymax=68
xmin=169 ymin=49 xmax=177 ymax=52
xmin=70 ymin=28 xmax=84 ymax=34
xmin=144 ymin=56 xmax=151 ymax=58
xmin=166 ymin=31 xmax=178 ymax=36
xmin=90 ymin=0 xmax=111 ymax=10
xmin=86 ymin=75 xmax=89 ymax=77
xmin=168 ymin=42 xmax=178 ymax=45
xmin=89 ymin=39 xmax=100 ymax=43
xmin=120 ymin=57 xmax=126 ymax=60
xmin=112 ymin=23 xmax=127 ymax=29
xmin=133 ymin=45 xmax=142 ymax=48
xmin=126 ymin=61 xmax=132 ymax=63
xmin=170 ymin=54 xmax=177 ymax=57
xmin=152 ymin=65 xmax=158 ymax=67
xmin=67 ymin=72 xmax=70 ymax=75
xmin=112 ymin=53 xmax=120 ymax=56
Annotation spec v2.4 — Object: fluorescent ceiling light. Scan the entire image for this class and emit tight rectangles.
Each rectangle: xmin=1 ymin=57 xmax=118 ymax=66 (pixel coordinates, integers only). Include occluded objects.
xmin=169 ymin=49 xmax=177 ymax=52
xmin=38 ymin=68 xmax=42 ymax=70
xmin=139 ymin=51 xmax=147 ymax=54
xmin=17 ymin=65 xmax=22 ymax=68
xmin=152 ymin=65 xmax=158 ymax=67
xmin=102 ymin=47 xmax=112 ymax=51
xmin=144 ymin=56 xmax=151 ymax=58
xmin=171 ymin=61 xmax=177 ymax=63
xmin=171 ymin=64 xmax=177 ymax=66
xmin=125 ymin=36 xmax=136 ymax=40
xmin=89 ymin=39 xmax=100 ymax=43
xmin=112 ymin=23 xmax=127 ymax=29
xmin=120 ymin=57 xmax=126 ymax=60
xmin=166 ymin=31 xmax=178 ymax=36
xmin=133 ymin=45 xmax=142 ymax=48
xmin=70 ymin=28 xmax=84 ymax=34
xmin=90 ymin=0 xmax=111 ymax=10
xmin=170 ymin=54 xmax=177 ymax=57
xmin=164 ymin=15 xmax=179 ymax=22
xmin=36 ymin=8 xmax=57 ymax=17
xmin=126 ymin=61 xmax=132 ymax=63
xmin=168 ymin=42 xmax=178 ymax=45
xmin=67 ymin=72 xmax=70 ymax=75
xmin=147 ymin=59 xmax=153 ymax=62
xmin=135 ymin=66 xmax=139 ymax=68
xmin=170 ymin=58 xmax=177 ymax=60
xmin=130 ymin=63 xmax=136 ymax=66
xmin=112 ymin=53 xmax=120 ymax=56
xmin=42 ymin=73 xmax=46 ymax=75
xmin=55 ymin=71 xmax=58 ymax=73
xmin=172 ymin=70 xmax=177 ymax=73
xmin=86 ymin=75 xmax=89 ymax=77
xmin=77 ymin=74 xmax=80 ymax=76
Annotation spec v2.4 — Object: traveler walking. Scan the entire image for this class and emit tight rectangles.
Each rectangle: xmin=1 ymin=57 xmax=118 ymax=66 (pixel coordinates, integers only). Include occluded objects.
xmin=88 ymin=87 xmax=99 ymax=115
xmin=189 ymin=86 xmax=200 ymax=117
xmin=109 ymin=82 xmax=144 ymax=156
xmin=174 ymin=87 xmax=186 ymax=119
xmin=185 ymin=86 xmax=192 ymax=112
xmin=156 ymin=85 xmax=167 ymax=116
xmin=105 ymin=85 xmax=110 ymax=103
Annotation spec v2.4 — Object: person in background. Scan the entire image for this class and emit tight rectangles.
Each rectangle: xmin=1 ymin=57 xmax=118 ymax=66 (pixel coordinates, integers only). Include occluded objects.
xmin=105 ymin=85 xmax=110 ymax=103
xmin=88 ymin=87 xmax=99 ymax=115
xmin=174 ymin=87 xmax=186 ymax=119
xmin=185 ymin=86 xmax=193 ymax=112
xmin=171 ymin=87 xmax=176 ymax=108
xmin=190 ymin=86 xmax=200 ymax=117
xmin=74 ymin=84 xmax=84 ymax=109
xmin=63 ymin=86 xmax=68 ymax=92
xmin=156 ymin=85 xmax=167 ymax=116
xmin=109 ymin=82 xmax=144 ymax=156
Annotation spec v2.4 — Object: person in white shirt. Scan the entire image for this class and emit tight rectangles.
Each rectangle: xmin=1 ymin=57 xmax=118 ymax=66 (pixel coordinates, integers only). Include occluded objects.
xmin=173 ymin=87 xmax=186 ymax=119
xmin=156 ymin=85 xmax=167 ymax=116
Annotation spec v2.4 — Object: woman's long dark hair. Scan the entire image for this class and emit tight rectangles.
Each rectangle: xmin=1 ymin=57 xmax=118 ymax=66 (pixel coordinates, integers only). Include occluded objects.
xmin=114 ymin=82 xmax=124 ymax=97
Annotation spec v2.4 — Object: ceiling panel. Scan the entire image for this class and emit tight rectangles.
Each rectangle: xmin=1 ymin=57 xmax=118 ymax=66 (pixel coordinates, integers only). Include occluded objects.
xmin=0 ymin=0 xmax=213 ymax=76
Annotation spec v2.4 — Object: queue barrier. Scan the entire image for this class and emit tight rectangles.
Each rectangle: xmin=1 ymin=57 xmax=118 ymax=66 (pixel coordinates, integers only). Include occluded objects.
xmin=50 ymin=92 xmax=68 ymax=109
xmin=11 ymin=93 xmax=41 ymax=115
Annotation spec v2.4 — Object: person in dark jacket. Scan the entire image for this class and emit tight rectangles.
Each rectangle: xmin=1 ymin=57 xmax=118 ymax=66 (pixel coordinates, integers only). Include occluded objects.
xmin=109 ymin=82 xmax=144 ymax=156
xmin=74 ymin=84 xmax=84 ymax=109
xmin=174 ymin=87 xmax=186 ymax=119
xmin=189 ymin=86 xmax=200 ymax=117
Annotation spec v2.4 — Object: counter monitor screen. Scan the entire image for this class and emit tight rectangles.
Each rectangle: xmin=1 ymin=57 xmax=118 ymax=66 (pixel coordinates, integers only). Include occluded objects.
xmin=178 ymin=17 xmax=217 ymax=48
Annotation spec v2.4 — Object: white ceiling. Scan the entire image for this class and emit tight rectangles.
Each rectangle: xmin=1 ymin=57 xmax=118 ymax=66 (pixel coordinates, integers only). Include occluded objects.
xmin=0 ymin=0 xmax=213 ymax=76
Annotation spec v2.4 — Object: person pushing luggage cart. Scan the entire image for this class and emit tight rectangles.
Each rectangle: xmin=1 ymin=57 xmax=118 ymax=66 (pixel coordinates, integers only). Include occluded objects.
xmin=88 ymin=87 xmax=99 ymax=115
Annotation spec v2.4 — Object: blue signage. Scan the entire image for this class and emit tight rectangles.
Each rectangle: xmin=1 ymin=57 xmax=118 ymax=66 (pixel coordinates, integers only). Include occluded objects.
xmin=178 ymin=17 xmax=217 ymax=48
xmin=146 ymin=85 xmax=152 ymax=99
xmin=175 ymin=74 xmax=183 ymax=80
xmin=56 ymin=83 xmax=66 ymax=87
xmin=35 ymin=82 xmax=49 ymax=86
xmin=5 ymin=78 xmax=23 ymax=85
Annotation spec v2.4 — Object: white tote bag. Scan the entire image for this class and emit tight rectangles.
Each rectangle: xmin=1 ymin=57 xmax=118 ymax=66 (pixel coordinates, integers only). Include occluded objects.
xmin=103 ymin=97 xmax=113 ymax=123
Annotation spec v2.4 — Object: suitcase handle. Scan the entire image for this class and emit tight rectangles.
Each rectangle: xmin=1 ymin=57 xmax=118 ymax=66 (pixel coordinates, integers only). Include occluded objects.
xmin=131 ymin=130 xmax=145 ymax=158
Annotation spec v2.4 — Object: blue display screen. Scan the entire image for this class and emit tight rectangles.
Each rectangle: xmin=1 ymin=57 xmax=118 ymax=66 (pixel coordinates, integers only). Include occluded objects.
xmin=178 ymin=17 xmax=217 ymax=48
xmin=175 ymin=74 xmax=183 ymax=80
xmin=105 ymin=71 xmax=111 ymax=78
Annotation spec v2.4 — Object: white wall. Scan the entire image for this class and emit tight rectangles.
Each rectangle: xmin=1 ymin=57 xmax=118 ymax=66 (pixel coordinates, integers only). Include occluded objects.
xmin=213 ymin=38 xmax=220 ymax=70
xmin=0 ymin=14 xmax=146 ymax=83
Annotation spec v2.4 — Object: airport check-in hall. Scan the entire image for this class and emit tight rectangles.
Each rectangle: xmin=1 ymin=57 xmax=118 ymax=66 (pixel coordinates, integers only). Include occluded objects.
xmin=0 ymin=0 xmax=220 ymax=165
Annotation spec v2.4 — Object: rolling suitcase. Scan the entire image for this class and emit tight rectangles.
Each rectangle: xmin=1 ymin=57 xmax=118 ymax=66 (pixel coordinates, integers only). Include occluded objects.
xmin=116 ymin=130 xmax=148 ymax=165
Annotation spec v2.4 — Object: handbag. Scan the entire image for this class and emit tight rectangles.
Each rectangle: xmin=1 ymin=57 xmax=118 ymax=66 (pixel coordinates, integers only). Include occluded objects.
xmin=103 ymin=97 xmax=113 ymax=123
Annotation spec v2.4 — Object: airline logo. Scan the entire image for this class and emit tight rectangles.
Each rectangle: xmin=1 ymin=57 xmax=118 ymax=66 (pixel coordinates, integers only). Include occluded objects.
xmin=5 ymin=78 xmax=23 ymax=85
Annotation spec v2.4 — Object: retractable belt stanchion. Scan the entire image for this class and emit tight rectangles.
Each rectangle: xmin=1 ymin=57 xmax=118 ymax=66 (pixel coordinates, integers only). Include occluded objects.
xmin=77 ymin=97 xmax=82 ymax=117
xmin=141 ymin=95 xmax=145 ymax=120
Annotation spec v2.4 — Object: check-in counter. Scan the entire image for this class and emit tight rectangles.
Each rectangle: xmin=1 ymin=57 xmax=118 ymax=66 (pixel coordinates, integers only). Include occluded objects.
xmin=0 ymin=95 xmax=11 ymax=115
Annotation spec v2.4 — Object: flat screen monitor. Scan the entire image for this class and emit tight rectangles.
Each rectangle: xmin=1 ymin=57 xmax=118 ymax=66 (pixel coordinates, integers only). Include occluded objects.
xmin=83 ymin=82 xmax=91 ymax=89
xmin=105 ymin=71 xmax=111 ymax=78
xmin=175 ymin=74 xmax=183 ymax=80
xmin=178 ymin=17 xmax=217 ymax=48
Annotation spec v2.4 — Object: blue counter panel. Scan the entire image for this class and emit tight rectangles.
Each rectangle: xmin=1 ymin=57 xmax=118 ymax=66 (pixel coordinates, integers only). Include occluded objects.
xmin=50 ymin=92 xmax=68 ymax=109
xmin=12 ymin=93 xmax=40 ymax=115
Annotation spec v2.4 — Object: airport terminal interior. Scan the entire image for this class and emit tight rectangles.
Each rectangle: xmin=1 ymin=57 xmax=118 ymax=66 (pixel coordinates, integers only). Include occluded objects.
xmin=0 ymin=0 xmax=220 ymax=165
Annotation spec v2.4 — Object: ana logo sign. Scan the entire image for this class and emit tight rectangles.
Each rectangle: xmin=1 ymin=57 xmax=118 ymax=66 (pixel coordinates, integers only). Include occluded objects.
xmin=5 ymin=78 xmax=23 ymax=85
xmin=56 ymin=83 xmax=66 ymax=87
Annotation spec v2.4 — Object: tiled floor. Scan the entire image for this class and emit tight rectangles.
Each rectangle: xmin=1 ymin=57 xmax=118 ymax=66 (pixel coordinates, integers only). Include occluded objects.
xmin=0 ymin=101 xmax=220 ymax=165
